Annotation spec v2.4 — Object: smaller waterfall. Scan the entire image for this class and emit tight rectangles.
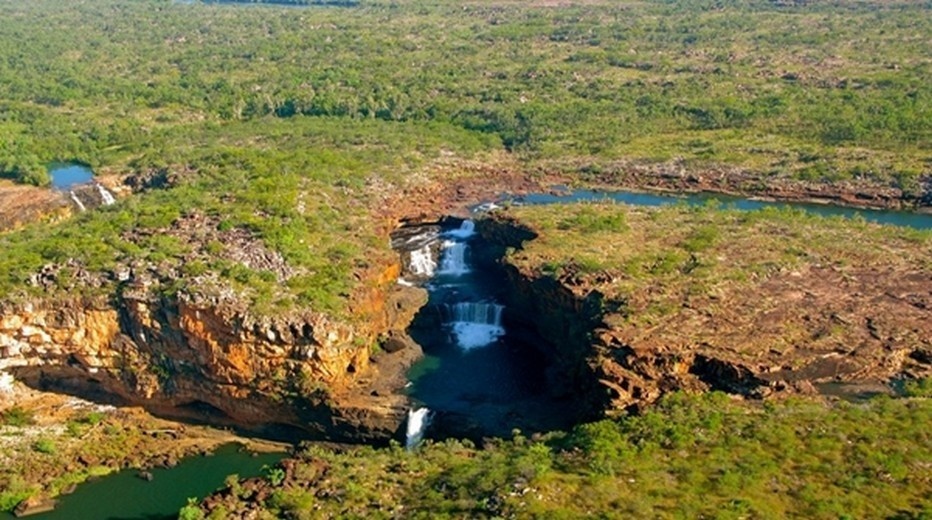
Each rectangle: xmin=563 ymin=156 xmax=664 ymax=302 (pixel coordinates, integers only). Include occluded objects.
xmin=96 ymin=184 xmax=116 ymax=205
xmin=0 ymin=372 xmax=15 ymax=394
xmin=445 ymin=219 xmax=476 ymax=239
xmin=69 ymin=191 xmax=87 ymax=212
xmin=446 ymin=302 xmax=505 ymax=350
xmin=405 ymin=407 xmax=431 ymax=450
xmin=438 ymin=240 xmax=469 ymax=276
xmin=409 ymin=245 xmax=436 ymax=277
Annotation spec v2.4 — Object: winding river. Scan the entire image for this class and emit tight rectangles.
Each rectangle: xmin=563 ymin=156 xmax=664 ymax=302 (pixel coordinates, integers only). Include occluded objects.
xmin=508 ymin=188 xmax=932 ymax=230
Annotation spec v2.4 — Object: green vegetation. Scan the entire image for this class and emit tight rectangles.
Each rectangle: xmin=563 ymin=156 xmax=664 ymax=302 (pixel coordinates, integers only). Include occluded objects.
xmin=505 ymin=202 xmax=931 ymax=323
xmin=0 ymin=0 xmax=927 ymax=184
xmin=0 ymin=406 xmax=35 ymax=427
xmin=0 ymin=0 xmax=929 ymax=314
xmin=31 ymin=438 xmax=57 ymax=455
xmin=0 ymin=1 xmax=928 ymax=517
xmin=197 ymin=393 xmax=932 ymax=519
xmin=0 ymin=116 xmax=494 ymax=315
xmin=903 ymin=377 xmax=932 ymax=398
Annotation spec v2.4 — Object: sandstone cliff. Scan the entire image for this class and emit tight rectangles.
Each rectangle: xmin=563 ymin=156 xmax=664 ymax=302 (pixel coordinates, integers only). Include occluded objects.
xmin=0 ymin=262 xmax=427 ymax=442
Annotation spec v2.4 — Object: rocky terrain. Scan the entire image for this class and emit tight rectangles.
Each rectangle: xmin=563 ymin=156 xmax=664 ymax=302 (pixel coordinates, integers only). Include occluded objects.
xmin=481 ymin=204 xmax=931 ymax=415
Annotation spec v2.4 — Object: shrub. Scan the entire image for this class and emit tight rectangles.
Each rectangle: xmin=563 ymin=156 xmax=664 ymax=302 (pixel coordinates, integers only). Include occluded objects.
xmin=32 ymin=438 xmax=56 ymax=455
xmin=902 ymin=377 xmax=932 ymax=398
xmin=1 ymin=407 xmax=35 ymax=427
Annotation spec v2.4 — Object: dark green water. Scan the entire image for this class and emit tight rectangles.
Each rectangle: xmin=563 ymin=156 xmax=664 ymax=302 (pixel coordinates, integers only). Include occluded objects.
xmin=4 ymin=444 xmax=283 ymax=520
xmin=47 ymin=163 xmax=93 ymax=191
xmin=509 ymin=189 xmax=932 ymax=230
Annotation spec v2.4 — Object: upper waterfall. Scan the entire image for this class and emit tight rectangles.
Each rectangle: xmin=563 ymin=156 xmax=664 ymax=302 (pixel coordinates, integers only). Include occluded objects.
xmin=438 ymin=240 xmax=469 ymax=276
xmin=444 ymin=219 xmax=476 ymax=239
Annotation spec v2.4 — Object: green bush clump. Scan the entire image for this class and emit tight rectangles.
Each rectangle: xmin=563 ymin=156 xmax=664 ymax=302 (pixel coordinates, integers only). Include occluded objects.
xmin=902 ymin=377 xmax=932 ymax=398
xmin=1 ymin=406 xmax=36 ymax=427
xmin=32 ymin=438 xmax=57 ymax=455
xmin=558 ymin=206 xmax=628 ymax=233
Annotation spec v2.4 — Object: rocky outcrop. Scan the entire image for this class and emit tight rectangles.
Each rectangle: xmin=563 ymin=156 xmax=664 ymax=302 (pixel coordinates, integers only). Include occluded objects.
xmin=479 ymin=214 xmax=932 ymax=417
xmin=0 ymin=262 xmax=427 ymax=442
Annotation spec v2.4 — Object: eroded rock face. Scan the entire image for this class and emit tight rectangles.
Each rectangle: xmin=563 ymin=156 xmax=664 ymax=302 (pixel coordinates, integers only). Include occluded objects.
xmin=0 ymin=265 xmax=427 ymax=442
xmin=479 ymin=215 xmax=932 ymax=417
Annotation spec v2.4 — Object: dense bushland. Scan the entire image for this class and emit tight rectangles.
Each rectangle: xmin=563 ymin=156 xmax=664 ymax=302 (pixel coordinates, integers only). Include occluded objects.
xmin=195 ymin=392 xmax=932 ymax=519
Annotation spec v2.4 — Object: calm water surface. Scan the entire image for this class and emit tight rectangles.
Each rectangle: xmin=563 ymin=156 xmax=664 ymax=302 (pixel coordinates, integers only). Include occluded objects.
xmin=47 ymin=163 xmax=93 ymax=191
xmin=5 ymin=444 xmax=283 ymax=520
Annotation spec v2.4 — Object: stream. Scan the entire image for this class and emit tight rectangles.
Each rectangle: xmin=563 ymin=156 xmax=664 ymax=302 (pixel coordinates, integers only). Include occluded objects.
xmin=401 ymin=220 xmax=582 ymax=443
xmin=506 ymin=188 xmax=932 ymax=230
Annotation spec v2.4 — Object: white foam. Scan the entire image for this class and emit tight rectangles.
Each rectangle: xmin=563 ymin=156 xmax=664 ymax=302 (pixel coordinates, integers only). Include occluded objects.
xmin=451 ymin=322 xmax=505 ymax=350
xmin=473 ymin=202 xmax=500 ymax=213
xmin=409 ymin=245 xmax=436 ymax=277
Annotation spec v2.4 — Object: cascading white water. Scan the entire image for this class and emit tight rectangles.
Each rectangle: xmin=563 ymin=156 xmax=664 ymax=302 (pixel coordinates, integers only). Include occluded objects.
xmin=405 ymin=407 xmax=431 ymax=450
xmin=69 ymin=191 xmax=87 ymax=212
xmin=0 ymin=372 xmax=15 ymax=394
xmin=438 ymin=240 xmax=469 ymax=276
xmin=96 ymin=184 xmax=116 ymax=205
xmin=409 ymin=245 xmax=436 ymax=277
xmin=449 ymin=302 xmax=504 ymax=324
xmin=445 ymin=219 xmax=476 ymax=239
xmin=447 ymin=302 xmax=505 ymax=350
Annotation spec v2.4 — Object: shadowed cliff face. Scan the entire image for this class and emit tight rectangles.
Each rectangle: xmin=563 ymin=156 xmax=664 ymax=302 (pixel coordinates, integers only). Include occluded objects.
xmin=0 ymin=264 xmax=428 ymax=443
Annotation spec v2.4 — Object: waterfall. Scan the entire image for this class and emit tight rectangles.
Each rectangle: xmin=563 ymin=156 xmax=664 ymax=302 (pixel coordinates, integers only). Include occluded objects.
xmin=0 ymin=372 xmax=14 ymax=394
xmin=405 ymin=407 xmax=431 ymax=450
xmin=438 ymin=240 xmax=469 ymax=276
xmin=445 ymin=219 xmax=476 ymax=239
xmin=446 ymin=302 xmax=505 ymax=350
xmin=409 ymin=245 xmax=436 ymax=277
xmin=96 ymin=184 xmax=116 ymax=205
xmin=69 ymin=191 xmax=87 ymax=212
xmin=448 ymin=302 xmax=504 ymax=324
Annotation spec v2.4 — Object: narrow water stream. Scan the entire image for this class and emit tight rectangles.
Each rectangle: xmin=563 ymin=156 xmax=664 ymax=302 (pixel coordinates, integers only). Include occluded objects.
xmin=508 ymin=188 xmax=932 ymax=230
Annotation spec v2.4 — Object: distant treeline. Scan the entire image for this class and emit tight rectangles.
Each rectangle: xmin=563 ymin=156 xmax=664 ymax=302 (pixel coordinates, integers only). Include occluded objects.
xmin=0 ymin=0 xmax=928 ymax=189
xmin=200 ymin=0 xmax=359 ymax=6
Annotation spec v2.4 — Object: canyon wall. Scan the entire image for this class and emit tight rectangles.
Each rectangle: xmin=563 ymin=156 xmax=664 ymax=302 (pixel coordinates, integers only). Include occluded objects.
xmin=0 ymin=263 xmax=426 ymax=442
